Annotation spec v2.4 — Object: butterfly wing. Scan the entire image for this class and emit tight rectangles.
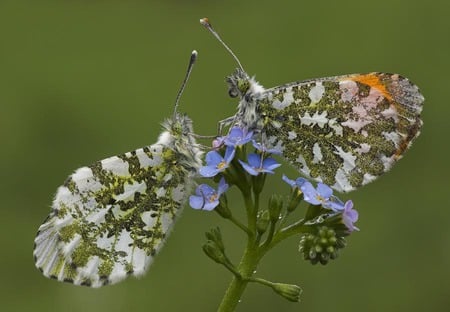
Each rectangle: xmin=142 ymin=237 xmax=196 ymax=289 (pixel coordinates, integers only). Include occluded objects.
xmin=34 ymin=143 xmax=194 ymax=287
xmin=258 ymin=73 xmax=423 ymax=192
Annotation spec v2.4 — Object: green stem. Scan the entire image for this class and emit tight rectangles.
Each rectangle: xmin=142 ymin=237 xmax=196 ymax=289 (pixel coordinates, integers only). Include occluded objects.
xmin=244 ymin=193 xmax=256 ymax=238
xmin=229 ymin=215 xmax=251 ymax=235
xmin=264 ymin=220 xmax=311 ymax=253
xmin=217 ymin=177 xmax=260 ymax=311
xmin=217 ymin=243 xmax=261 ymax=311
xmin=246 ymin=277 xmax=273 ymax=287
xmin=262 ymin=220 xmax=276 ymax=247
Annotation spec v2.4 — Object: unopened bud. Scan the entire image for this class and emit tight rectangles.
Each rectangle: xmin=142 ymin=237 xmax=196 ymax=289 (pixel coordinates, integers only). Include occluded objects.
xmin=272 ymin=283 xmax=302 ymax=302
xmin=202 ymin=241 xmax=226 ymax=264
xmin=268 ymin=194 xmax=283 ymax=222
xmin=256 ymin=210 xmax=270 ymax=234
xmin=287 ymin=190 xmax=302 ymax=212
xmin=205 ymin=227 xmax=225 ymax=252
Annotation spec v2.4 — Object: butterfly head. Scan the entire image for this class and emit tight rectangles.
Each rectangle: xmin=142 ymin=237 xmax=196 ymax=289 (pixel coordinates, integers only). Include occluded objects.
xmin=226 ymin=68 xmax=252 ymax=98
xmin=160 ymin=113 xmax=202 ymax=171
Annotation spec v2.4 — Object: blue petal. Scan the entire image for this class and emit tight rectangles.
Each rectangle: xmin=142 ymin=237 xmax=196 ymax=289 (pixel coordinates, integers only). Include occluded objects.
xmin=238 ymin=160 xmax=259 ymax=176
xmin=247 ymin=153 xmax=261 ymax=168
xmin=203 ymin=200 xmax=219 ymax=211
xmin=242 ymin=130 xmax=254 ymax=143
xmin=217 ymin=178 xmax=229 ymax=195
xmin=344 ymin=200 xmax=358 ymax=221
xmin=199 ymin=166 xmax=220 ymax=177
xmin=300 ymin=182 xmax=321 ymax=205
xmin=224 ymin=146 xmax=236 ymax=163
xmin=229 ymin=127 xmax=243 ymax=138
xmin=189 ymin=195 xmax=205 ymax=209
xmin=282 ymin=175 xmax=296 ymax=187
xmin=198 ymin=184 xmax=216 ymax=196
xmin=205 ymin=151 xmax=223 ymax=166
xmin=323 ymin=201 xmax=344 ymax=212
xmin=342 ymin=200 xmax=359 ymax=231
xmin=223 ymin=127 xmax=242 ymax=146
xmin=317 ymin=183 xmax=333 ymax=199
xmin=262 ymin=157 xmax=281 ymax=171
xmin=295 ymin=178 xmax=308 ymax=187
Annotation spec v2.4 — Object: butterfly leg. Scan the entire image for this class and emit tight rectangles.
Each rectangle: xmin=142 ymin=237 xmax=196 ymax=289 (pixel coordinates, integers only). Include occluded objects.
xmin=218 ymin=115 xmax=237 ymax=135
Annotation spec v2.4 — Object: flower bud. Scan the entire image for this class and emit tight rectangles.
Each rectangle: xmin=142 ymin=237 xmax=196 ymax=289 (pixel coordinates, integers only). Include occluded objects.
xmin=268 ymin=194 xmax=283 ymax=222
xmin=256 ymin=210 xmax=270 ymax=234
xmin=287 ymin=189 xmax=302 ymax=212
xmin=272 ymin=283 xmax=302 ymax=302
xmin=205 ymin=227 xmax=225 ymax=253
xmin=202 ymin=241 xmax=226 ymax=264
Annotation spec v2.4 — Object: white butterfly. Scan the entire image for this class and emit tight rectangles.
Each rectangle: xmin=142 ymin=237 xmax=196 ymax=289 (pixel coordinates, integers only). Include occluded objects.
xmin=34 ymin=51 xmax=203 ymax=287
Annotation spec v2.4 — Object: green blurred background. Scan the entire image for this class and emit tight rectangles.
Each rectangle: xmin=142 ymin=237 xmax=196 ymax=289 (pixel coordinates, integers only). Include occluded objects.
xmin=1 ymin=0 xmax=449 ymax=311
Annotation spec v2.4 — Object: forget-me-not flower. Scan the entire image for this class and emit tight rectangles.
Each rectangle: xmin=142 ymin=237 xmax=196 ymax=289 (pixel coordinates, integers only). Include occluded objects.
xmin=189 ymin=178 xmax=229 ymax=211
xmin=341 ymin=200 xmax=359 ymax=232
xmin=223 ymin=127 xmax=253 ymax=147
xmin=199 ymin=146 xmax=235 ymax=177
xmin=297 ymin=180 xmax=343 ymax=212
xmin=238 ymin=153 xmax=281 ymax=176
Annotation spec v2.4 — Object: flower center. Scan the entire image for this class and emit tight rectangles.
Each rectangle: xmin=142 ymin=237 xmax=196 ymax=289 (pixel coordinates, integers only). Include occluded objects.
xmin=316 ymin=195 xmax=325 ymax=203
xmin=209 ymin=194 xmax=218 ymax=202
xmin=217 ymin=161 xmax=227 ymax=170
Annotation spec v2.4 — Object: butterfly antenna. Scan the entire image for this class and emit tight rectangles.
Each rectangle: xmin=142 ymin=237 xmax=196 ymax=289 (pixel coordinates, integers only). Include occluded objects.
xmin=200 ymin=17 xmax=245 ymax=72
xmin=173 ymin=50 xmax=198 ymax=120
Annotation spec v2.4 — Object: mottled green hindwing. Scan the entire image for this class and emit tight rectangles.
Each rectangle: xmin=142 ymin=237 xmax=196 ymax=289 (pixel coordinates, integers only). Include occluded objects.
xmin=34 ymin=115 xmax=202 ymax=287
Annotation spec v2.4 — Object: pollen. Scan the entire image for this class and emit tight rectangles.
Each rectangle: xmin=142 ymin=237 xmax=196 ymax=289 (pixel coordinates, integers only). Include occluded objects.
xmin=209 ymin=194 xmax=219 ymax=203
xmin=217 ymin=161 xmax=227 ymax=170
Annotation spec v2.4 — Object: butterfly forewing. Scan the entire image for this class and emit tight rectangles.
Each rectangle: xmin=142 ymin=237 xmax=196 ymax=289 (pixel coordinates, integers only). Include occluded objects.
xmin=257 ymin=72 xmax=423 ymax=192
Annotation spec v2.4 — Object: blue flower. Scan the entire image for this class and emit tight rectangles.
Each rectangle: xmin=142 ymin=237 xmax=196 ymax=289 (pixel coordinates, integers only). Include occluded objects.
xmin=199 ymin=146 xmax=235 ymax=177
xmin=341 ymin=200 xmax=359 ymax=232
xmin=223 ymin=127 xmax=253 ymax=147
xmin=189 ymin=178 xmax=229 ymax=211
xmin=282 ymin=175 xmax=308 ymax=188
xmin=238 ymin=153 xmax=281 ymax=176
xmin=252 ymin=140 xmax=282 ymax=155
xmin=300 ymin=181 xmax=343 ymax=212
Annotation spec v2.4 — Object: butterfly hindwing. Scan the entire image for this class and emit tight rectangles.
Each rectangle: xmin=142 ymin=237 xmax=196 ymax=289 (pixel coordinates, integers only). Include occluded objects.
xmin=34 ymin=116 xmax=202 ymax=287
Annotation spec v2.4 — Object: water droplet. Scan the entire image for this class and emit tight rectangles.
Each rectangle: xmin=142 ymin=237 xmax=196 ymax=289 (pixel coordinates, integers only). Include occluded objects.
xmin=253 ymin=270 xmax=257 ymax=274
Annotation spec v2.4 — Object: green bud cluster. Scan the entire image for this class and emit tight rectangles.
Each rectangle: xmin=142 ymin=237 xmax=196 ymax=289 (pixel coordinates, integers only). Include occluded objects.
xmin=298 ymin=226 xmax=346 ymax=265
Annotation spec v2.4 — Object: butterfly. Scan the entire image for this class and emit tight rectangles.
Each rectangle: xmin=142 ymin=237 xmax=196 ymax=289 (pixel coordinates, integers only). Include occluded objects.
xmin=200 ymin=18 xmax=424 ymax=192
xmin=33 ymin=51 xmax=203 ymax=287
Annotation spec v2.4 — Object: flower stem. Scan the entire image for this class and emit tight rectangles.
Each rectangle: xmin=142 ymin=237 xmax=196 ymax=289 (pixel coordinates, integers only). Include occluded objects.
xmin=229 ymin=215 xmax=251 ymax=235
xmin=217 ymin=244 xmax=260 ymax=311
xmin=217 ymin=178 xmax=262 ymax=311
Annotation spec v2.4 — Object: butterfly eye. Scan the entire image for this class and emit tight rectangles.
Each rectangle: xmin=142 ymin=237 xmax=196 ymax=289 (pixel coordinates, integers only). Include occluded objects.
xmin=228 ymin=88 xmax=239 ymax=98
